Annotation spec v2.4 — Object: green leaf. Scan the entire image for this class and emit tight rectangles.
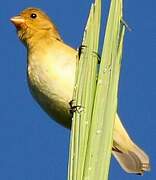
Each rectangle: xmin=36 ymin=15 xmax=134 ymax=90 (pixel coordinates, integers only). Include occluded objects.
xmin=68 ymin=0 xmax=125 ymax=179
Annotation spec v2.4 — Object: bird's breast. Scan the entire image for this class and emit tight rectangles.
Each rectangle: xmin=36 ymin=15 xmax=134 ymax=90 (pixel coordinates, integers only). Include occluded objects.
xmin=27 ymin=48 xmax=76 ymax=128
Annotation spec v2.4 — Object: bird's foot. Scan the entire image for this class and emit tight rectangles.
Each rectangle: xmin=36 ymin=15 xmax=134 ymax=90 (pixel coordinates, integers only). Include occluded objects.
xmin=69 ymin=100 xmax=84 ymax=115
xmin=77 ymin=45 xmax=86 ymax=59
xmin=92 ymin=51 xmax=101 ymax=64
xmin=77 ymin=45 xmax=101 ymax=64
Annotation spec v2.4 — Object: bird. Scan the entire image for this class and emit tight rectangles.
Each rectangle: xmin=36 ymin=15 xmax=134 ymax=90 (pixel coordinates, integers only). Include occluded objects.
xmin=10 ymin=7 xmax=150 ymax=175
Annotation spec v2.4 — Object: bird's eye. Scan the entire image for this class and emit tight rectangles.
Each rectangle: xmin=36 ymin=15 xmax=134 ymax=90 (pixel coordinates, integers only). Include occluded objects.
xmin=30 ymin=13 xmax=37 ymax=19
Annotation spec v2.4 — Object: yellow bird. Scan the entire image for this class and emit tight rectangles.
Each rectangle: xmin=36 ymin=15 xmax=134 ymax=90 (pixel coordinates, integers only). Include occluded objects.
xmin=11 ymin=7 xmax=150 ymax=175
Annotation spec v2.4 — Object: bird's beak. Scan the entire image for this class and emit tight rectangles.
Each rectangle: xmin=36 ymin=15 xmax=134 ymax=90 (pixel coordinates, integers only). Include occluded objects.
xmin=10 ymin=16 xmax=25 ymax=29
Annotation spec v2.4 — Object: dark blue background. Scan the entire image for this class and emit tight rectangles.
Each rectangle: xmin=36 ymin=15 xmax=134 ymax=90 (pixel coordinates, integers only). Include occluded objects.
xmin=0 ymin=0 xmax=155 ymax=179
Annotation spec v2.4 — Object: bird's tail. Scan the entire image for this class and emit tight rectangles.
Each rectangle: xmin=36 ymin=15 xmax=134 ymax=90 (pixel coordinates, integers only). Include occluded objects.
xmin=112 ymin=114 xmax=150 ymax=175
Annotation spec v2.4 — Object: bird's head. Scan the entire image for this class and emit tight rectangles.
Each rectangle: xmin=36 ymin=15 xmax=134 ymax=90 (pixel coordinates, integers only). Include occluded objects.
xmin=10 ymin=7 xmax=62 ymax=46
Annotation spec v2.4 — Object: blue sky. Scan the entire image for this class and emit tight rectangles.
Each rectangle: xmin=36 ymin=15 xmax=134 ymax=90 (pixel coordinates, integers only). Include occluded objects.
xmin=0 ymin=0 xmax=155 ymax=179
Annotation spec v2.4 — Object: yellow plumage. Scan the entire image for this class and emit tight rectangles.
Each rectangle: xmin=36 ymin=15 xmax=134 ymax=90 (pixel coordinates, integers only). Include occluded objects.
xmin=11 ymin=7 xmax=150 ymax=174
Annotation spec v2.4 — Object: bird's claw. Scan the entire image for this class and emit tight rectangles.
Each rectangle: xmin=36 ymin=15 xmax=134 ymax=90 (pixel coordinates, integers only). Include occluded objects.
xmin=69 ymin=100 xmax=84 ymax=115
xmin=92 ymin=51 xmax=101 ymax=64
xmin=77 ymin=45 xmax=86 ymax=59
